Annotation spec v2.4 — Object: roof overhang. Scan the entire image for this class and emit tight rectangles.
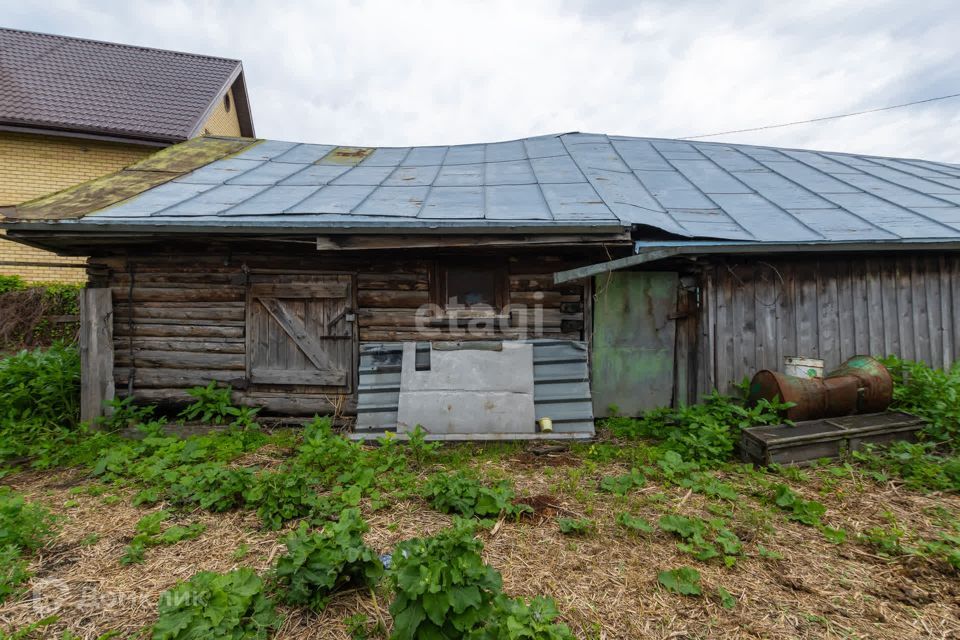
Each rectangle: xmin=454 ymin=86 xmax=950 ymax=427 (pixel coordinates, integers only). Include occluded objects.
xmin=1 ymin=223 xmax=631 ymax=255
xmin=553 ymin=239 xmax=960 ymax=284
xmin=0 ymin=123 xmax=173 ymax=147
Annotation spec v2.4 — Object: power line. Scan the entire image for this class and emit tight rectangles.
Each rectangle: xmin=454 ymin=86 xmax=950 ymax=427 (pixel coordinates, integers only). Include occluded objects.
xmin=681 ymin=91 xmax=960 ymax=140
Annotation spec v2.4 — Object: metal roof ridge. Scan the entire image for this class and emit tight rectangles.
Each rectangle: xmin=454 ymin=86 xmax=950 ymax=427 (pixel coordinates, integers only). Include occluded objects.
xmin=0 ymin=26 xmax=243 ymax=65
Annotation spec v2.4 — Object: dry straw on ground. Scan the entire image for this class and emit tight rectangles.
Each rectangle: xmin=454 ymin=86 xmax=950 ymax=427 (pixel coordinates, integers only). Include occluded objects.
xmin=1 ymin=449 xmax=958 ymax=639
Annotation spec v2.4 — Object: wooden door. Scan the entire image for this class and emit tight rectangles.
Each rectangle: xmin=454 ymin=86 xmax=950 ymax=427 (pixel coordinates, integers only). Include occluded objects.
xmin=591 ymin=271 xmax=679 ymax=417
xmin=246 ymin=274 xmax=354 ymax=389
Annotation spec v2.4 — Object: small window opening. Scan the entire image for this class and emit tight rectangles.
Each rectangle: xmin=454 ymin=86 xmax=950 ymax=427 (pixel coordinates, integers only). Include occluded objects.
xmin=223 ymin=93 xmax=232 ymax=113
xmin=446 ymin=266 xmax=498 ymax=308
xmin=435 ymin=262 xmax=507 ymax=322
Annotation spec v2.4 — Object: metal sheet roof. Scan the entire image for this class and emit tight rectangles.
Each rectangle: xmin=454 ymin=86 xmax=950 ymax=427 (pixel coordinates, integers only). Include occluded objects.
xmin=12 ymin=132 xmax=960 ymax=242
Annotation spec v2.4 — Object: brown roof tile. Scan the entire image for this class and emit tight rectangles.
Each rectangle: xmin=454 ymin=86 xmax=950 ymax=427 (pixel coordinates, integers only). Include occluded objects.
xmin=0 ymin=27 xmax=243 ymax=142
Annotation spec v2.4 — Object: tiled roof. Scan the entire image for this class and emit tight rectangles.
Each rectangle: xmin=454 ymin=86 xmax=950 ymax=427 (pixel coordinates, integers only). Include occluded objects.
xmin=11 ymin=133 xmax=960 ymax=243
xmin=0 ymin=27 xmax=243 ymax=142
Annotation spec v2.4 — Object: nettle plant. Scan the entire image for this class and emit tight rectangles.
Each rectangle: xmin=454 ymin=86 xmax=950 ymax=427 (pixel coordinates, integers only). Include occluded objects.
xmin=272 ymin=508 xmax=383 ymax=611
xmin=605 ymin=390 xmax=793 ymax=464
xmin=178 ymin=382 xmax=260 ymax=428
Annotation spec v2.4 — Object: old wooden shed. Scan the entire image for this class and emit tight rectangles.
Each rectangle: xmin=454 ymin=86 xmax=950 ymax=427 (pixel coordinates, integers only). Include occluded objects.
xmin=3 ymin=133 xmax=960 ymax=438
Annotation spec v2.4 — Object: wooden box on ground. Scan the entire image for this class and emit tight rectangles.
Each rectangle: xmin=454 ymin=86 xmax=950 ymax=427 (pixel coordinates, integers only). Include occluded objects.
xmin=740 ymin=412 xmax=925 ymax=466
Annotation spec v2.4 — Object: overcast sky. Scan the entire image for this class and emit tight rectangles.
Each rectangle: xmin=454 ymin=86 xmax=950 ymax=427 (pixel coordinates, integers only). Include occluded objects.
xmin=4 ymin=0 xmax=960 ymax=162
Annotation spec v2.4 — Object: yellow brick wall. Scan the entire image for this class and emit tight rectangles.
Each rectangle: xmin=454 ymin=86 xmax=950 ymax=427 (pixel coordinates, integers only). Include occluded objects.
xmin=0 ymin=132 xmax=155 ymax=284
xmin=199 ymin=87 xmax=243 ymax=137
xmin=1 ymin=86 xmax=246 ymax=284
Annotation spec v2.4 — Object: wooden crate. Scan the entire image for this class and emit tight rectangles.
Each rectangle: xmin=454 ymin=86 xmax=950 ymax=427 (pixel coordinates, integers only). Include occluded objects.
xmin=740 ymin=412 xmax=924 ymax=466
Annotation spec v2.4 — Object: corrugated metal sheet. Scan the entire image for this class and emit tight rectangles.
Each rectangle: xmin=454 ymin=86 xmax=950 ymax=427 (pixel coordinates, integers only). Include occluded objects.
xmin=355 ymin=340 xmax=594 ymax=438
xmin=697 ymin=254 xmax=960 ymax=397
xmin=11 ymin=132 xmax=960 ymax=244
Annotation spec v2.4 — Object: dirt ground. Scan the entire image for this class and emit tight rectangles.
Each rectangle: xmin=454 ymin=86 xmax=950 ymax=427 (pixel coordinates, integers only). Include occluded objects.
xmin=1 ymin=447 xmax=958 ymax=640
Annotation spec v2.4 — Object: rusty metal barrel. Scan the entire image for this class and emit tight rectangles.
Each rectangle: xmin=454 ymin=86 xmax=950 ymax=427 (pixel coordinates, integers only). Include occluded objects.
xmin=748 ymin=355 xmax=893 ymax=421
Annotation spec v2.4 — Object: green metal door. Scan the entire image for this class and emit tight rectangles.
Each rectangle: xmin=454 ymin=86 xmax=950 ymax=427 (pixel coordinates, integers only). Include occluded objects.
xmin=592 ymin=271 xmax=679 ymax=417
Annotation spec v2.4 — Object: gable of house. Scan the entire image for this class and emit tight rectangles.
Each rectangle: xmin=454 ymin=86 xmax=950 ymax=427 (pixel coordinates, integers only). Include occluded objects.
xmin=0 ymin=27 xmax=255 ymax=283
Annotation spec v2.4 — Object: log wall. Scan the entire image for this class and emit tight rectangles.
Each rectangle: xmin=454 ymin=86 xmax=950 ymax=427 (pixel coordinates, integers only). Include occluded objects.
xmin=97 ymin=251 xmax=588 ymax=415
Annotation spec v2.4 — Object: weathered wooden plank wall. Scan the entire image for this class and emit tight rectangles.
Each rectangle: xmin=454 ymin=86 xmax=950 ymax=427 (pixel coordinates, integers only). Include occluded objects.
xmin=697 ymin=254 xmax=960 ymax=397
xmin=97 ymin=251 xmax=587 ymax=415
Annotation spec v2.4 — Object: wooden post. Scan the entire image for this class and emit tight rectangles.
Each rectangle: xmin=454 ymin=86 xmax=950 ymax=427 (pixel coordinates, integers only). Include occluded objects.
xmin=80 ymin=288 xmax=114 ymax=425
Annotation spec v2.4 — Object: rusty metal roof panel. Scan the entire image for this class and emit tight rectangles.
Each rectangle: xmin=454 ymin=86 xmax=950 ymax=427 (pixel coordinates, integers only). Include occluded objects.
xmin=8 ymin=132 xmax=960 ymax=243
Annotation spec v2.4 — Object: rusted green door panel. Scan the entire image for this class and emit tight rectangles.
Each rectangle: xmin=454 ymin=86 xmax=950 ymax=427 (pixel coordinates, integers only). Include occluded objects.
xmin=592 ymin=271 xmax=678 ymax=417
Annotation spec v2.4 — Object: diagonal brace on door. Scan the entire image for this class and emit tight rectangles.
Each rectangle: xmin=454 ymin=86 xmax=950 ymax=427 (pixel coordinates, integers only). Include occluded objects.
xmin=257 ymin=297 xmax=338 ymax=371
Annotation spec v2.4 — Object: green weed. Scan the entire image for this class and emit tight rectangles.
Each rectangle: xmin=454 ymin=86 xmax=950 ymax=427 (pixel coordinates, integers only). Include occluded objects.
xmin=659 ymin=514 xmax=743 ymax=566
xmin=121 ymin=510 xmax=205 ymax=565
xmin=615 ymin=512 xmax=654 ymax=534
xmin=604 ymin=392 xmax=792 ymax=464
xmin=657 ymin=566 xmax=702 ymax=596
xmin=598 ymin=468 xmax=645 ymax=495
xmin=387 ymin=518 xmax=573 ymax=640
xmin=272 ymin=509 xmax=383 ymax=611
xmin=152 ymin=568 xmax=280 ymax=640
xmin=422 ymin=471 xmax=521 ymax=520
xmin=0 ymin=545 xmax=30 ymax=604
xmin=0 ymin=487 xmax=56 ymax=552
xmin=557 ymin=517 xmax=595 ymax=536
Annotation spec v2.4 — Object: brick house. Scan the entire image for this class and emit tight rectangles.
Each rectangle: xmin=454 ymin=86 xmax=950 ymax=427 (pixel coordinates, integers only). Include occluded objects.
xmin=0 ymin=27 xmax=254 ymax=282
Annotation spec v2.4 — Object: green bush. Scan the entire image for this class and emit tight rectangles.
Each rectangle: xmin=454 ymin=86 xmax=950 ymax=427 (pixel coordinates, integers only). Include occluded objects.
xmin=0 ymin=343 xmax=91 ymax=469
xmin=770 ymin=484 xmax=827 ymax=526
xmin=272 ymin=508 xmax=383 ymax=611
xmin=0 ymin=487 xmax=57 ymax=552
xmin=152 ymin=568 xmax=280 ymax=640
xmin=167 ymin=463 xmax=255 ymax=512
xmin=0 ymin=343 xmax=80 ymax=429
xmin=0 ymin=276 xmax=25 ymax=295
xmin=295 ymin=416 xmax=365 ymax=484
xmin=883 ymin=356 xmax=960 ymax=443
xmin=657 ymin=566 xmax=702 ymax=596
xmin=599 ymin=468 xmax=645 ymax=495
xmin=557 ymin=517 xmax=595 ymax=536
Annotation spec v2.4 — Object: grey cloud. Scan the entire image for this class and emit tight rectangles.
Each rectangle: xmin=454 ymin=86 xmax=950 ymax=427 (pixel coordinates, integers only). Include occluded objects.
xmin=3 ymin=0 xmax=959 ymax=162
